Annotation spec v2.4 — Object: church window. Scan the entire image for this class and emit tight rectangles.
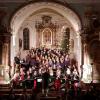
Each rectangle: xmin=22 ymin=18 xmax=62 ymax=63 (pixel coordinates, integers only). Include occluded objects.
xmin=23 ymin=28 xmax=29 ymax=50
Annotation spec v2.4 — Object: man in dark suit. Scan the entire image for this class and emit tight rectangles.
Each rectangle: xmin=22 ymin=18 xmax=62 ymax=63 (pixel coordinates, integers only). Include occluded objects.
xmin=42 ymin=69 xmax=50 ymax=96
xmin=14 ymin=56 xmax=20 ymax=64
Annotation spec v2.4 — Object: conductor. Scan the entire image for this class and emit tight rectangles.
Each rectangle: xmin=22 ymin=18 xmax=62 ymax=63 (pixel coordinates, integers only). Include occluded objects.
xmin=42 ymin=68 xmax=50 ymax=96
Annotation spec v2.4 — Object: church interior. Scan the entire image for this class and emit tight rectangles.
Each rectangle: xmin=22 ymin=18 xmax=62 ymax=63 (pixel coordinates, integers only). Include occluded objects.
xmin=0 ymin=0 xmax=100 ymax=100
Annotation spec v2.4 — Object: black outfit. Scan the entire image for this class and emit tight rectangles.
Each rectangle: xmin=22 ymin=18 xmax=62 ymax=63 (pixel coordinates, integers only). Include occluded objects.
xmin=14 ymin=56 xmax=20 ymax=64
xmin=42 ymin=71 xmax=50 ymax=89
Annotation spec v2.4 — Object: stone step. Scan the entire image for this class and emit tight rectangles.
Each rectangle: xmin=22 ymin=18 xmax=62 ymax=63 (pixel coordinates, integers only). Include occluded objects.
xmin=40 ymin=97 xmax=59 ymax=100
xmin=39 ymin=91 xmax=62 ymax=97
xmin=0 ymin=84 xmax=10 ymax=89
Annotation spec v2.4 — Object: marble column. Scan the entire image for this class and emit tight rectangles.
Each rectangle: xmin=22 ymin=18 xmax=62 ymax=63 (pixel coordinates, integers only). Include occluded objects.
xmin=2 ymin=43 xmax=9 ymax=66
xmin=81 ymin=33 xmax=92 ymax=83
xmin=0 ymin=33 xmax=11 ymax=82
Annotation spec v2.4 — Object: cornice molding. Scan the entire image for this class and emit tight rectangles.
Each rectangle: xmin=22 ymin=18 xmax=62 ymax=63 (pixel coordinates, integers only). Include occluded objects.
xmin=0 ymin=0 xmax=100 ymax=4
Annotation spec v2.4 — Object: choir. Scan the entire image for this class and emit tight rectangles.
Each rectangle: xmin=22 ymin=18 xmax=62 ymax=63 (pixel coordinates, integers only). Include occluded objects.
xmin=11 ymin=47 xmax=80 ymax=92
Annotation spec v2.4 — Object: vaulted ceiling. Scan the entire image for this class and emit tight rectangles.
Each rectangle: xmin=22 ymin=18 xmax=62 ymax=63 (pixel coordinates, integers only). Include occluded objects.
xmin=0 ymin=0 xmax=100 ymax=29
xmin=0 ymin=0 xmax=100 ymax=3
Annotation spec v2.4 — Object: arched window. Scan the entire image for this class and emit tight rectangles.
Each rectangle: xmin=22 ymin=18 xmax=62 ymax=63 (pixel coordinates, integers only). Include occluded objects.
xmin=23 ymin=28 xmax=29 ymax=50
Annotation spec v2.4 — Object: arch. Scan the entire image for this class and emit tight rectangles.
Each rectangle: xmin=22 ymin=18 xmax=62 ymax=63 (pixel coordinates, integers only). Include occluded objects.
xmin=10 ymin=2 xmax=82 ymax=67
xmin=10 ymin=2 xmax=82 ymax=36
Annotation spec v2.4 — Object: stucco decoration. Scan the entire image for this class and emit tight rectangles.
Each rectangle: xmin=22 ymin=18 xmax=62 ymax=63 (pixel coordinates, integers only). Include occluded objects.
xmin=10 ymin=2 xmax=81 ymax=36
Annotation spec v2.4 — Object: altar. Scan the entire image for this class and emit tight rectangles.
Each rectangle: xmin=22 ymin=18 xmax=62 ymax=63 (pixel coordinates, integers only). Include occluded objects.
xmin=35 ymin=15 xmax=59 ymax=48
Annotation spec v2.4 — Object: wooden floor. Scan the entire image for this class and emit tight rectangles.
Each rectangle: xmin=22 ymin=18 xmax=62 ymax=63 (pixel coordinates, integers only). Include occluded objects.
xmin=0 ymin=84 xmax=62 ymax=100
xmin=0 ymin=83 xmax=100 ymax=100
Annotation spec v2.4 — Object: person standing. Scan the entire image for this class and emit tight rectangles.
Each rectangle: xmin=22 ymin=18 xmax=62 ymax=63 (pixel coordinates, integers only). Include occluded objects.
xmin=42 ymin=68 xmax=50 ymax=96
xmin=14 ymin=55 xmax=20 ymax=73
